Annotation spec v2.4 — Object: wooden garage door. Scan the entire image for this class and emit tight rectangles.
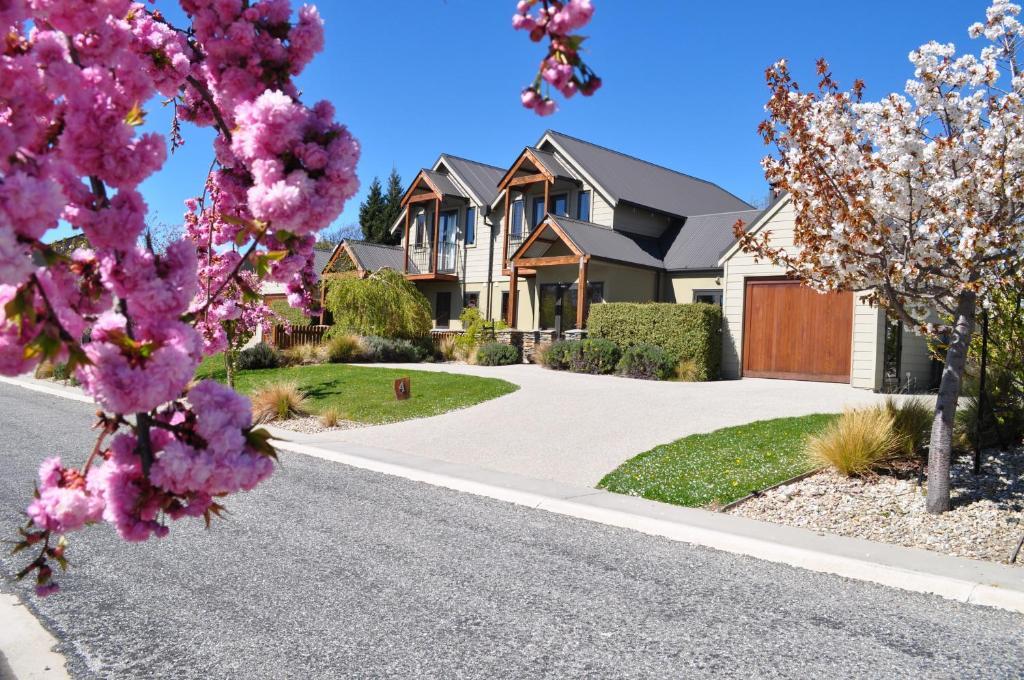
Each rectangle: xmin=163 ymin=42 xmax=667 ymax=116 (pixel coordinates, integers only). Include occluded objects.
xmin=742 ymin=279 xmax=853 ymax=383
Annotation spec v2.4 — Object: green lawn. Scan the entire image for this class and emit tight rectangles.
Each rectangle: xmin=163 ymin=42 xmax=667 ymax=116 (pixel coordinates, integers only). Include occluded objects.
xmin=196 ymin=356 xmax=518 ymax=424
xmin=598 ymin=414 xmax=839 ymax=508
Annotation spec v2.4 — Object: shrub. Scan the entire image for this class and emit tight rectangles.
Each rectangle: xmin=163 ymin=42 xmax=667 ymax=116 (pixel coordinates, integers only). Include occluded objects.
xmin=455 ymin=307 xmax=506 ymax=355
xmin=616 ymin=344 xmax=675 ymax=380
xmin=326 ymin=333 xmax=363 ymax=363
xmin=360 ymin=335 xmax=428 ymax=363
xmin=588 ymin=302 xmax=722 ymax=380
xmin=569 ymin=338 xmax=621 ymax=374
xmin=252 ymin=382 xmax=309 ymax=423
xmin=320 ymin=407 xmax=345 ymax=428
xmin=281 ymin=343 xmax=326 ymax=366
xmin=237 ymin=342 xmax=281 ymax=371
xmin=34 ymin=361 xmax=55 ymax=380
xmin=673 ymin=358 xmax=701 ymax=382
xmin=324 ymin=268 xmax=431 ymax=340
xmin=437 ymin=335 xmax=459 ymax=361
xmin=541 ymin=339 xmax=582 ymax=370
xmin=805 ymin=407 xmax=906 ymax=476
xmin=884 ymin=397 xmax=933 ymax=458
xmin=475 ymin=342 xmax=521 ymax=366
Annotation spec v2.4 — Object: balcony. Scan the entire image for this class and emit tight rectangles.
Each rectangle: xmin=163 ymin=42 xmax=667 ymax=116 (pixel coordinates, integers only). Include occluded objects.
xmin=507 ymin=226 xmax=532 ymax=260
xmin=406 ymin=242 xmax=460 ymax=281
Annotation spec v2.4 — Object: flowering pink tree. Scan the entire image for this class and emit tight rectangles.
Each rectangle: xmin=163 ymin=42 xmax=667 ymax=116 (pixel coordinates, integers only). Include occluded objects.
xmin=2 ymin=2 xmax=601 ymax=596
xmin=739 ymin=0 xmax=1024 ymax=513
xmin=514 ymin=0 xmax=600 ymax=115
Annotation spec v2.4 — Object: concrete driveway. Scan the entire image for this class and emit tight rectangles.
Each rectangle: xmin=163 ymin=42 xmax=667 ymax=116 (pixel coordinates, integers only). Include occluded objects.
xmin=292 ymin=364 xmax=904 ymax=487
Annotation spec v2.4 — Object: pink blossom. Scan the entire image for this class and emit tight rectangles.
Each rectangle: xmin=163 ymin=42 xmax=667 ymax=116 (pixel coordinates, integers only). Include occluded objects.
xmin=26 ymin=458 xmax=104 ymax=534
xmin=0 ymin=172 xmax=65 ymax=240
xmin=0 ymin=218 xmax=34 ymax=287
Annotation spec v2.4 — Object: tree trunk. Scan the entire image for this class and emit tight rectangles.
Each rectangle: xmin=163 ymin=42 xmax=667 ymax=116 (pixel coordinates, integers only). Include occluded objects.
xmin=224 ymin=346 xmax=236 ymax=390
xmin=926 ymin=291 xmax=977 ymax=513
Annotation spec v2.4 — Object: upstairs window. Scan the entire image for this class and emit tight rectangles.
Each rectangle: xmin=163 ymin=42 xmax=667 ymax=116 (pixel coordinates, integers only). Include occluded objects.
xmin=577 ymin=190 xmax=591 ymax=221
xmin=532 ymin=196 xmax=545 ymax=229
xmin=511 ymin=199 xmax=525 ymax=238
xmin=550 ymin=193 xmax=568 ymax=217
xmin=465 ymin=207 xmax=476 ymax=245
xmin=414 ymin=212 xmax=426 ymax=247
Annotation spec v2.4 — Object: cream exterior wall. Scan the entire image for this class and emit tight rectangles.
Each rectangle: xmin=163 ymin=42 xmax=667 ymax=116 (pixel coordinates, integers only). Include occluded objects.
xmin=665 ymin=272 xmax=724 ymax=304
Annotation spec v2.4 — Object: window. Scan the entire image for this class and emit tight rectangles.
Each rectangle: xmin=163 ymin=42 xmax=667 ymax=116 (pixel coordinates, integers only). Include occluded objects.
xmin=465 ymin=207 xmax=476 ymax=245
xmin=500 ymin=291 xmax=510 ymax=322
xmin=414 ymin=212 xmax=426 ymax=247
xmin=549 ymin=193 xmax=568 ymax=217
xmin=577 ymin=190 xmax=591 ymax=221
xmin=463 ymin=292 xmax=479 ymax=310
xmin=511 ymin=199 xmax=524 ymax=238
xmin=532 ymin=196 xmax=545 ymax=228
xmin=693 ymin=289 xmax=723 ymax=306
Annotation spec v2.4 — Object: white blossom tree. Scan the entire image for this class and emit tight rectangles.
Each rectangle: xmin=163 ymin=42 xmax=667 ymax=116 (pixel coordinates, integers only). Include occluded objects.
xmin=740 ymin=0 xmax=1024 ymax=512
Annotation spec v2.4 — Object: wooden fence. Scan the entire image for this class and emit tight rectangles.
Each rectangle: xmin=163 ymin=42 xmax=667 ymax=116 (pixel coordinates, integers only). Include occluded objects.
xmin=271 ymin=324 xmax=330 ymax=350
xmin=429 ymin=329 xmax=465 ymax=346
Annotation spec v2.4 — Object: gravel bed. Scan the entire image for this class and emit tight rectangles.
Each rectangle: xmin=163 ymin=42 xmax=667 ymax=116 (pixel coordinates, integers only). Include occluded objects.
xmin=729 ymin=448 xmax=1024 ymax=565
xmin=268 ymin=416 xmax=365 ymax=434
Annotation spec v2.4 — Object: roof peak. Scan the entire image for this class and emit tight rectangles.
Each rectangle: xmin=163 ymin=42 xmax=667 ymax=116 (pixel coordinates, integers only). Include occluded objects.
xmin=439 ymin=153 xmax=505 ymax=172
xmin=544 ymin=129 xmax=752 ymax=208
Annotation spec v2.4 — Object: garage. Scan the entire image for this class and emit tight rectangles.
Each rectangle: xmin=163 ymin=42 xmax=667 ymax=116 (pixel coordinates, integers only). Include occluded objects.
xmin=741 ymin=278 xmax=853 ymax=383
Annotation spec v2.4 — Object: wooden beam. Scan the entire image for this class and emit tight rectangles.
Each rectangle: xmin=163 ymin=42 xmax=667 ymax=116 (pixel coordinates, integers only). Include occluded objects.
xmin=407 ymin=191 xmax=441 ymax=203
xmin=507 ymin=173 xmax=549 ymax=187
xmin=543 ymin=180 xmax=550 ymax=224
xmin=514 ymin=255 xmax=583 ymax=268
xmin=508 ymin=265 xmax=518 ymax=328
xmin=576 ymin=257 xmax=588 ymax=329
xmin=502 ymin=189 xmax=511 ymax=267
xmin=432 ymin=197 xmax=440 ymax=274
xmin=403 ymin=207 xmax=411 ymax=273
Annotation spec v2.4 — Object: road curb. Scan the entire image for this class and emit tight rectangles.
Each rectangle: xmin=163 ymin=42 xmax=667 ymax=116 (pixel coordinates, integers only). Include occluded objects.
xmin=0 ymin=593 xmax=69 ymax=679
xmin=268 ymin=436 xmax=1024 ymax=615
xmin=3 ymin=374 xmax=1022 ymax=615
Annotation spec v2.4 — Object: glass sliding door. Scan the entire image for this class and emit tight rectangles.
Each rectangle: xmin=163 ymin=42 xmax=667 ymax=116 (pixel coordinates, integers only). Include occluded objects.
xmin=438 ymin=210 xmax=458 ymax=272
xmin=539 ymin=281 xmax=604 ymax=334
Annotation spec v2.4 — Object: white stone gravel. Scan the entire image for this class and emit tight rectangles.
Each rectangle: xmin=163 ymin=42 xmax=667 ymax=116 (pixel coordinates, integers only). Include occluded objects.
xmin=269 ymin=415 xmax=364 ymax=434
xmin=730 ymin=448 xmax=1024 ymax=566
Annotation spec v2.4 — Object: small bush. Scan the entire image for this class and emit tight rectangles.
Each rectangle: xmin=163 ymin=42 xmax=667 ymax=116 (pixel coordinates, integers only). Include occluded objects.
xmin=320 ymin=407 xmax=345 ymax=428
xmin=475 ymin=342 xmax=521 ymax=366
xmin=541 ymin=340 xmax=582 ymax=370
xmin=569 ymin=338 xmax=621 ymax=375
xmin=252 ymin=382 xmax=310 ymax=423
xmin=52 ymin=362 xmax=72 ymax=382
xmin=281 ymin=343 xmax=327 ymax=366
xmin=588 ymin=302 xmax=722 ymax=380
xmin=884 ymin=397 xmax=933 ymax=458
xmin=532 ymin=341 xmax=554 ymax=366
xmin=435 ymin=334 xmax=459 ymax=361
xmin=616 ymin=344 xmax=675 ymax=380
xmin=805 ymin=407 xmax=906 ymax=476
xmin=360 ymin=335 xmax=428 ymax=363
xmin=326 ymin=333 xmax=363 ymax=363
xmin=455 ymin=307 xmax=506 ymax=355
xmin=673 ymin=358 xmax=701 ymax=382
xmin=34 ymin=361 xmax=55 ymax=380
xmin=237 ymin=342 xmax=281 ymax=371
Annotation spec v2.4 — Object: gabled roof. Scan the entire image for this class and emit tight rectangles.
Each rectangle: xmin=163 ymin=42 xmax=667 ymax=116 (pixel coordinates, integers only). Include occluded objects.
xmin=524 ymin=215 xmax=665 ymax=269
xmin=438 ymin=155 xmax=505 ymax=207
xmin=663 ymin=208 xmax=764 ymax=271
xmin=422 ymin=170 xmax=467 ymax=199
xmin=347 ymin=239 xmax=414 ymax=274
xmin=541 ymin=130 xmax=752 ymax=218
xmin=313 ymin=248 xmax=333 ymax=276
xmin=717 ymin=192 xmax=790 ymax=265
xmin=526 ymin=147 xmax=576 ymax=182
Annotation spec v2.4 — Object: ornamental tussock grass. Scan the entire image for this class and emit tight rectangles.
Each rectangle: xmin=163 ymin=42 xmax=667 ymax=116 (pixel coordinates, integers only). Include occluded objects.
xmin=252 ymin=382 xmax=310 ymax=423
xmin=884 ymin=396 xmax=933 ymax=459
xmin=437 ymin=335 xmax=459 ymax=362
xmin=672 ymin=358 xmax=701 ymax=382
xmin=804 ymin=406 xmax=906 ymax=477
xmin=281 ymin=343 xmax=327 ymax=366
xmin=319 ymin=406 xmax=346 ymax=428
xmin=326 ymin=333 xmax=363 ymax=363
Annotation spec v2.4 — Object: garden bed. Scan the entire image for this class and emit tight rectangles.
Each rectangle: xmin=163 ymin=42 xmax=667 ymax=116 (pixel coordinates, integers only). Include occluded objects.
xmin=729 ymin=448 xmax=1024 ymax=566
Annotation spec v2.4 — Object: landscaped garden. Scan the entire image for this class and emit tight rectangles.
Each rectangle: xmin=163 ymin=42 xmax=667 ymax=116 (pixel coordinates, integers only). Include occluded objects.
xmin=196 ymin=352 xmax=517 ymax=427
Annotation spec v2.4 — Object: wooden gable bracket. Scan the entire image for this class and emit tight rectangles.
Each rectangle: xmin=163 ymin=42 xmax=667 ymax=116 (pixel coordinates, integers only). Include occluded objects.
xmin=401 ymin=171 xmax=443 ymax=207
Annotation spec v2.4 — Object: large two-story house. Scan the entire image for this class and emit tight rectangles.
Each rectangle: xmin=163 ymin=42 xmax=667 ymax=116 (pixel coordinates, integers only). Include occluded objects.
xmin=377 ymin=131 xmax=759 ymax=331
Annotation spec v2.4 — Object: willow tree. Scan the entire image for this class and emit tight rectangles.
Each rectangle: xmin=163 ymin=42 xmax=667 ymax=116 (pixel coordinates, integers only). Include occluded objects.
xmin=740 ymin=0 xmax=1024 ymax=512
xmin=324 ymin=269 xmax=432 ymax=340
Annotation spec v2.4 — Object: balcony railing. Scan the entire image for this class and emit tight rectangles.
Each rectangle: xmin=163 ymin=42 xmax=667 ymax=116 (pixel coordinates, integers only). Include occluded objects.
xmin=409 ymin=242 xmax=460 ymax=276
xmin=507 ymin=226 xmax=532 ymax=260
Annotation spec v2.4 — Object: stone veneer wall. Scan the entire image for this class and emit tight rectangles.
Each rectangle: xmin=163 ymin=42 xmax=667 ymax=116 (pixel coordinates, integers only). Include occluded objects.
xmin=494 ymin=329 xmax=558 ymax=363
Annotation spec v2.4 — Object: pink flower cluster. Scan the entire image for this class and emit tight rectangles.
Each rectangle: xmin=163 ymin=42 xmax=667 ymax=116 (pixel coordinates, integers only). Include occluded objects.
xmin=513 ymin=0 xmax=601 ymax=115
xmin=27 ymin=458 xmax=104 ymax=535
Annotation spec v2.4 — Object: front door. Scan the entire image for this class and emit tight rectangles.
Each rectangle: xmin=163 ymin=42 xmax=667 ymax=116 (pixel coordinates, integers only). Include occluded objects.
xmin=435 ymin=292 xmax=452 ymax=329
xmin=539 ymin=282 xmax=603 ymax=334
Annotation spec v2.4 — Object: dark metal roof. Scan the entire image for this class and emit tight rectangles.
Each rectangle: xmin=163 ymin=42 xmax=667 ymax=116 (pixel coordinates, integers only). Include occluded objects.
xmin=549 ymin=216 xmax=664 ymax=269
xmin=440 ymin=155 xmax=505 ymax=206
xmin=340 ymin=240 xmax=416 ymax=274
xmin=313 ymin=248 xmax=333 ymax=276
xmin=423 ymin=170 xmax=467 ymax=199
xmin=544 ymin=131 xmax=752 ymax=218
xmin=662 ymin=209 xmax=763 ymax=271
xmin=526 ymin=147 xmax=576 ymax=181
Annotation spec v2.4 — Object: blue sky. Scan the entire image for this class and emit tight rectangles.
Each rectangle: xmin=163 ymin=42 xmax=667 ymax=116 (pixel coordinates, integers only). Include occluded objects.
xmin=50 ymin=1 xmax=986 ymax=241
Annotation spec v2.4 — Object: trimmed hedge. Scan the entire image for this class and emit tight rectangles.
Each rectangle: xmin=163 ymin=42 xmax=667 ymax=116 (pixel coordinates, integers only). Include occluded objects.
xmin=588 ymin=302 xmax=722 ymax=380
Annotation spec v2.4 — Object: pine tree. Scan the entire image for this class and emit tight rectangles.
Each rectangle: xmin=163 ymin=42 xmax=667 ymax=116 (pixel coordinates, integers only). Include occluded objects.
xmin=380 ymin=167 xmax=404 ymax=246
xmin=358 ymin=176 xmax=386 ymax=242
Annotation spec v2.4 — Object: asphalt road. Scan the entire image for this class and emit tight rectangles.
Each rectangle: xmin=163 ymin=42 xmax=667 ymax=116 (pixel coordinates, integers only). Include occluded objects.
xmin=0 ymin=383 xmax=1022 ymax=679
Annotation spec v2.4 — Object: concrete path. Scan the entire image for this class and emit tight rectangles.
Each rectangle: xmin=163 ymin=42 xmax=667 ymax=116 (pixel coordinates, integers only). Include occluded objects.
xmin=1 ymin=385 xmax=1020 ymax=679
xmin=295 ymin=363 xmax=904 ymax=487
